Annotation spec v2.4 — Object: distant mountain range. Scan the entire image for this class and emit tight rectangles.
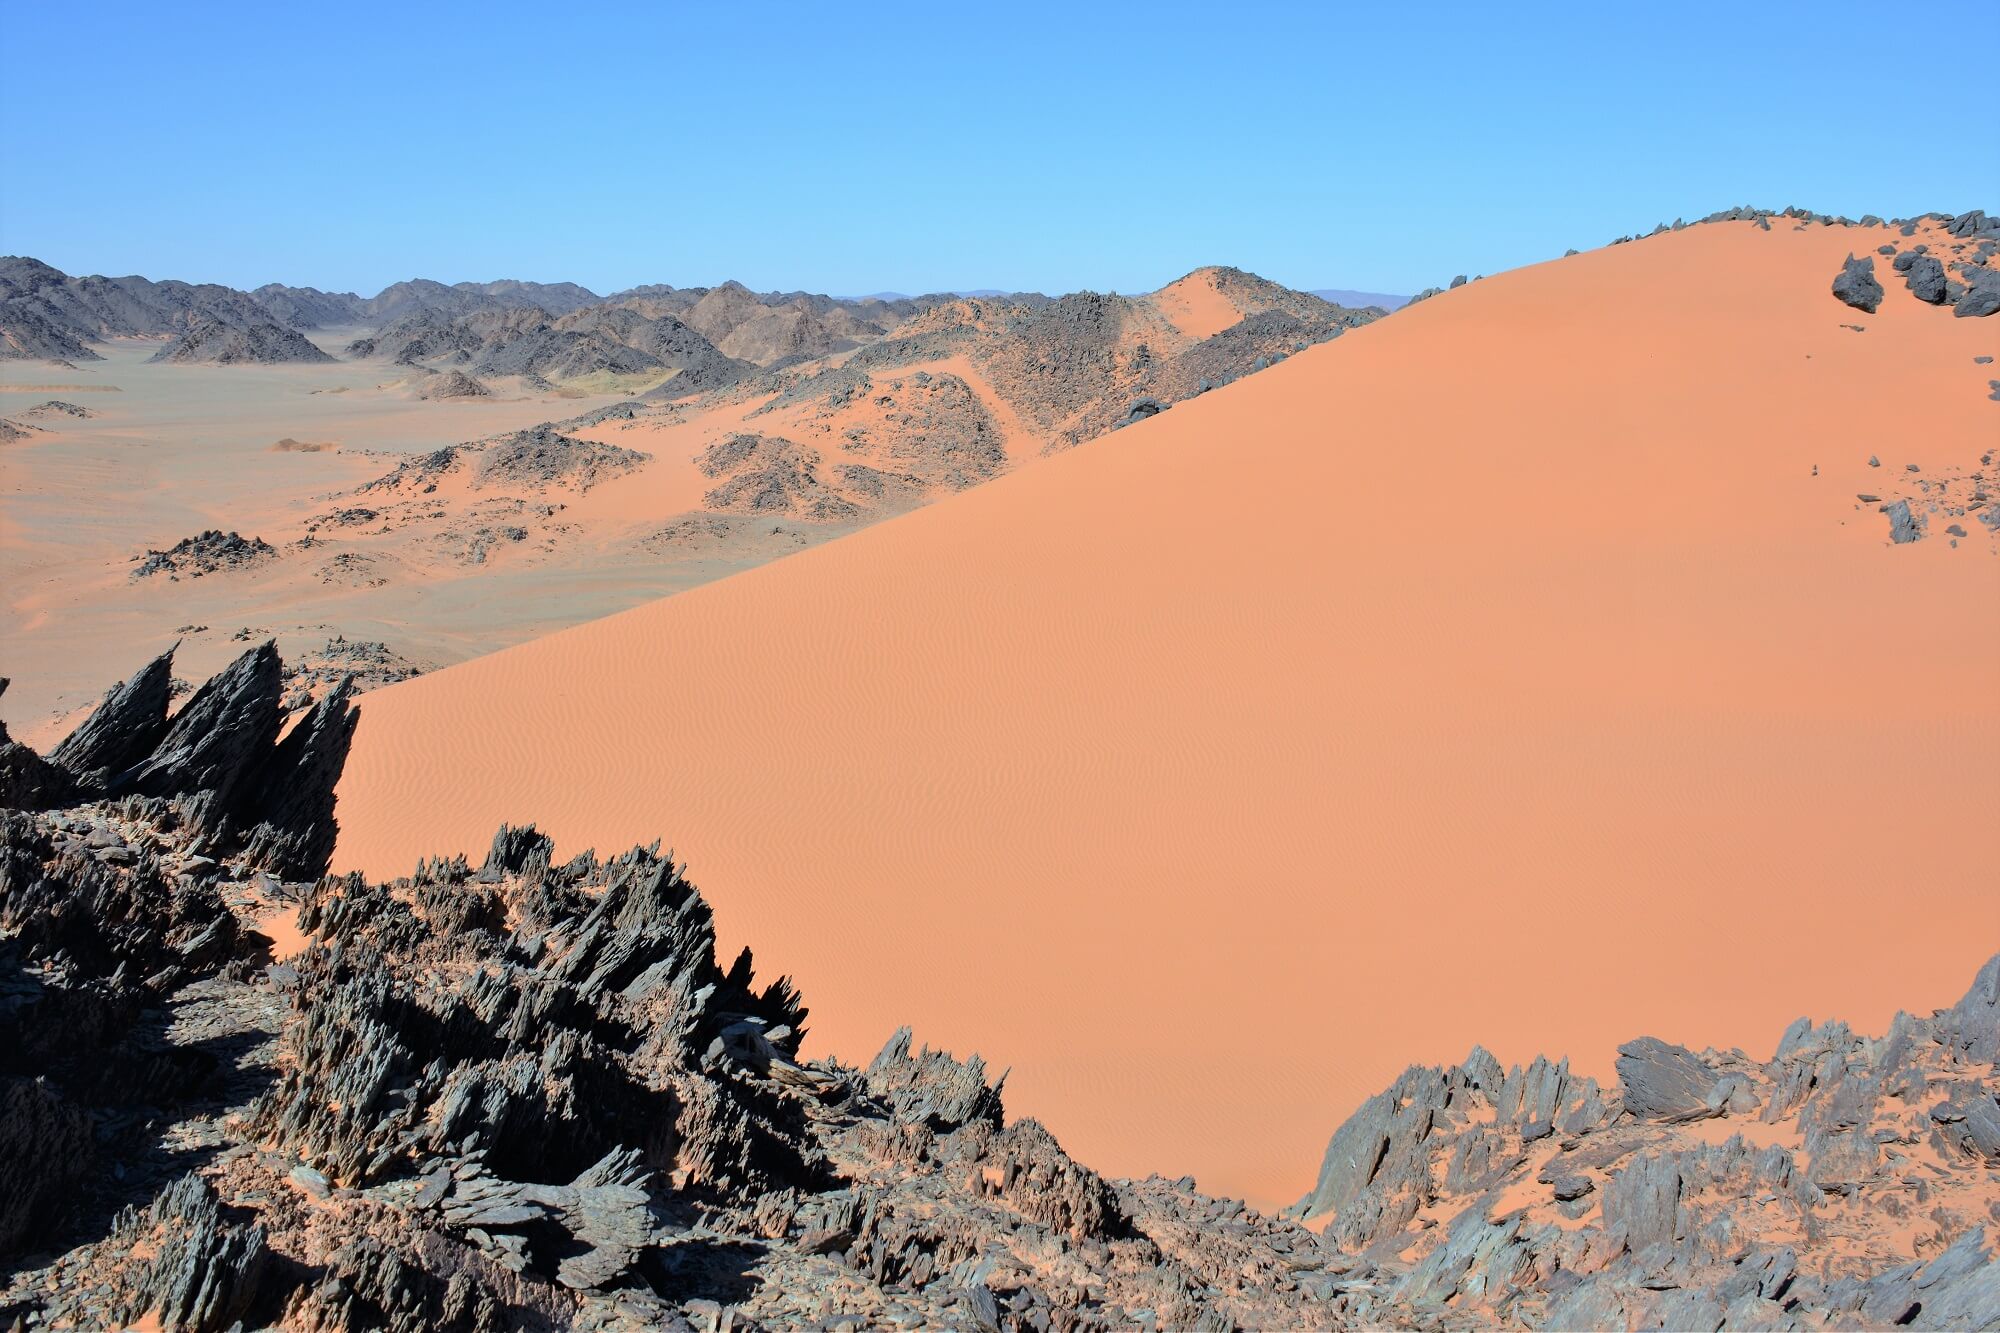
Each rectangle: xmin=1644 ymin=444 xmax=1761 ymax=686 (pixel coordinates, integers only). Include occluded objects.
xmin=1 ymin=258 xmax=1388 ymax=377
xmin=1310 ymin=287 xmax=1408 ymax=311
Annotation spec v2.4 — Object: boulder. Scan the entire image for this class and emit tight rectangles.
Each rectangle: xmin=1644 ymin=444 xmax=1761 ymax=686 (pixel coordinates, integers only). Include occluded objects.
xmin=1831 ymin=254 xmax=1883 ymax=313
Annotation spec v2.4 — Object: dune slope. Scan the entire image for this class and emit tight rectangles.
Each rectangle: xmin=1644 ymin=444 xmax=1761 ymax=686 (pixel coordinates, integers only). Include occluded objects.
xmin=333 ymin=220 xmax=2000 ymax=1208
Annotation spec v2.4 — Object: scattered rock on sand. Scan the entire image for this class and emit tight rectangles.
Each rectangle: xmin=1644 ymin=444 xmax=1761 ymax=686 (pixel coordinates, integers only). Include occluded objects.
xmin=1830 ymin=253 xmax=1883 ymax=312
xmin=1880 ymin=498 xmax=1922 ymax=543
xmin=0 ymin=418 xmax=42 ymax=443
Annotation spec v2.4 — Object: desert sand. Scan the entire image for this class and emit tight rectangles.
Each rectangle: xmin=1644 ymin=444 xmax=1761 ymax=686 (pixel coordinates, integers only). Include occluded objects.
xmin=328 ymin=218 xmax=2000 ymax=1209
xmin=1149 ymin=266 xmax=1262 ymax=340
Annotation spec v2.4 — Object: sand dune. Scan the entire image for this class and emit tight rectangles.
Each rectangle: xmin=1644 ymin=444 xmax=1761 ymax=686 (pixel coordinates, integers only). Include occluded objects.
xmin=331 ymin=220 xmax=2000 ymax=1209
xmin=1150 ymin=267 xmax=1247 ymax=339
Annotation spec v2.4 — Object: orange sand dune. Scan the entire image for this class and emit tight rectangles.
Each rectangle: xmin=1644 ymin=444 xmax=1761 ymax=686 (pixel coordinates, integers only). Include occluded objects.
xmin=333 ymin=221 xmax=2000 ymax=1209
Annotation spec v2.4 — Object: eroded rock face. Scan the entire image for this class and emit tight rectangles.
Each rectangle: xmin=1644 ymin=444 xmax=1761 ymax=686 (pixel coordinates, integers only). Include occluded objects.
xmin=3 ymin=647 xmax=1997 ymax=1330
xmin=26 ymin=642 xmax=358 ymax=881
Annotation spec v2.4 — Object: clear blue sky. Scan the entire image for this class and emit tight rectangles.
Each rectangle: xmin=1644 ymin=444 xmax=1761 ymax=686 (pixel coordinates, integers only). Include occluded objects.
xmin=5 ymin=1 xmax=1986 ymax=299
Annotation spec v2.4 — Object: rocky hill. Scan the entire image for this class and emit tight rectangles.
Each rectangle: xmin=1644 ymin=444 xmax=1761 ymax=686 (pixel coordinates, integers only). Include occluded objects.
xmin=0 ymin=258 xmax=338 ymax=364
xmin=362 ymin=277 xmax=604 ymax=323
xmin=249 ymin=283 xmax=368 ymax=329
xmin=347 ymin=303 xmax=752 ymax=392
xmin=147 ymin=315 xmax=335 ymax=366
xmin=1 ymin=646 xmax=1995 ymax=1330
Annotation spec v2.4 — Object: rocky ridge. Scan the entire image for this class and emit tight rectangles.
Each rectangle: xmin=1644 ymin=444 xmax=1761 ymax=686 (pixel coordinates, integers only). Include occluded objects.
xmin=2 ymin=647 xmax=1995 ymax=1330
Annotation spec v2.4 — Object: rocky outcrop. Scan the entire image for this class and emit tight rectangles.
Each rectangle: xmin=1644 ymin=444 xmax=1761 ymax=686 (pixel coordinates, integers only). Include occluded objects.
xmin=1615 ymin=1035 xmax=1725 ymax=1120
xmin=282 ymin=635 xmax=425 ymax=709
xmin=114 ymin=641 xmax=285 ymax=806
xmin=18 ymin=398 xmax=93 ymax=419
xmin=413 ymin=367 xmax=490 ymax=399
xmin=110 ymin=1174 xmax=270 ymax=1333
xmin=473 ymin=424 xmax=650 ymax=494
xmin=698 ymin=432 xmax=861 ymax=521
xmin=1294 ymin=963 xmax=2000 ymax=1327
xmin=27 ymin=644 xmax=358 ymax=880
xmin=132 ymin=529 xmax=278 ymax=580
xmin=349 ymin=299 xmax=752 ymax=392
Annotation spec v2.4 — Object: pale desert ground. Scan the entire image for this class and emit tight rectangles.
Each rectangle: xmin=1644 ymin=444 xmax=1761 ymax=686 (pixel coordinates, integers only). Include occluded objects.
xmin=2 ymin=270 xmax=1283 ymax=742
xmin=0 ymin=334 xmax=644 ymax=735
xmin=324 ymin=219 xmax=1999 ymax=1211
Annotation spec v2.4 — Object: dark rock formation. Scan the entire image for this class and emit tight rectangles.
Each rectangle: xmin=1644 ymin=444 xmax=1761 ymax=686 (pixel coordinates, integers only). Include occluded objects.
xmin=0 ymin=679 xmax=71 ymax=809
xmin=281 ymin=635 xmax=424 ymax=710
xmin=114 ymin=641 xmax=284 ymax=806
xmin=1904 ymin=254 xmax=1950 ymax=305
xmin=132 ymin=530 xmax=278 ymax=580
xmin=1832 ymin=253 xmax=1884 ymax=312
xmin=48 ymin=646 xmax=176 ymax=784
xmin=111 ymin=1174 xmax=270 ymax=1332
xmin=1 ymin=256 xmax=307 ymax=362
xmin=1956 ymin=273 xmax=2000 ymax=319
